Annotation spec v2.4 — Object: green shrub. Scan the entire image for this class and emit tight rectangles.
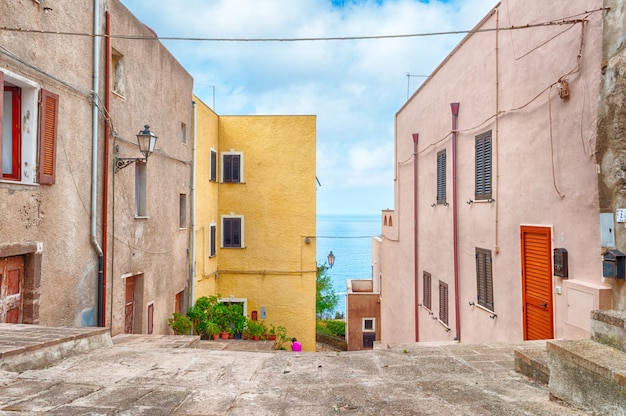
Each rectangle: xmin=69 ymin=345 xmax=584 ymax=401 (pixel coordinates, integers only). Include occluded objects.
xmin=316 ymin=319 xmax=345 ymax=338
xmin=168 ymin=313 xmax=192 ymax=335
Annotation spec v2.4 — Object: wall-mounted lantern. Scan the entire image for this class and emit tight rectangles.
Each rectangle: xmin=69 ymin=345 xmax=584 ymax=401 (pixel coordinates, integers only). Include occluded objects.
xmin=115 ymin=125 xmax=158 ymax=172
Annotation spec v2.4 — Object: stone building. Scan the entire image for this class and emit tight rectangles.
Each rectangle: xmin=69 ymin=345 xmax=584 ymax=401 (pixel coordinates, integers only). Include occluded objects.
xmin=0 ymin=0 xmax=193 ymax=335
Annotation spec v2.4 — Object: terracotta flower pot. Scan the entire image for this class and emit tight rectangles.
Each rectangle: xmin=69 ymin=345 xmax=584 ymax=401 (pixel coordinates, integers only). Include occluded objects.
xmin=221 ymin=332 xmax=230 ymax=340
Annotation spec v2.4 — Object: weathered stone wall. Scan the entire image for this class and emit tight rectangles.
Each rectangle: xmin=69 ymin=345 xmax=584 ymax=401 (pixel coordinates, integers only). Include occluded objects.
xmin=597 ymin=0 xmax=626 ymax=310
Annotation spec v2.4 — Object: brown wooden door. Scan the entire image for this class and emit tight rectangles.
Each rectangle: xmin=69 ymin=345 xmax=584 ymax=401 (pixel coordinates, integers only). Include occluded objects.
xmin=521 ymin=226 xmax=554 ymax=340
xmin=0 ymin=256 xmax=24 ymax=324
xmin=124 ymin=277 xmax=135 ymax=334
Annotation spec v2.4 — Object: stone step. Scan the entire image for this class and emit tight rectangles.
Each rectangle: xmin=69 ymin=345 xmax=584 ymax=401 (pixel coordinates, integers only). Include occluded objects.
xmin=0 ymin=324 xmax=112 ymax=372
xmin=547 ymin=339 xmax=626 ymax=416
xmin=591 ymin=309 xmax=626 ymax=352
xmin=514 ymin=347 xmax=549 ymax=385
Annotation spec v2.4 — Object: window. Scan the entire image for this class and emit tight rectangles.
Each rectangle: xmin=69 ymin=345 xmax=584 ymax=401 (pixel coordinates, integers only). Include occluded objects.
xmin=209 ymin=223 xmax=217 ymax=257
xmin=180 ymin=122 xmax=187 ymax=144
xmin=476 ymin=247 xmax=494 ymax=311
xmin=1 ymin=70 xmax=58 ymax=185
xmin=475 ymin=131 xmax=492 ymax=200
xmin=222 ymin=216 xmax=243 ymax=248
xmin=222 ymin=152 xmax=243 ymax=183
xmin=439 ymin=281 xmax=448 ymax=325
xmin=423 ymin=271 xmax=432 ymax=310
xmin=179 ymin=194 xmax=187 ymax=228
xmin=175 ymin=291 xmax=184 ymax=314
xmin=210 ymin=149 xmax=217 ymax=182
xmin=111 ymin=49 xmax=125 ymax=96
xmin=436 ymin=150 xmax=446 ymax=204
xmin=147 ymin=302 xmax=154 ymax=335
xmin=362 ymin=318 xmax=375 ymax=332
xmin=135 ymin=162 xmax=147 ymax=217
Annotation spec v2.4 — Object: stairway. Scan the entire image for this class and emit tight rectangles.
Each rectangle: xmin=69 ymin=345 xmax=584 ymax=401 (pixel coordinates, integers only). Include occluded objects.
xmin=516 ymin=310 xmax=626 ymax=415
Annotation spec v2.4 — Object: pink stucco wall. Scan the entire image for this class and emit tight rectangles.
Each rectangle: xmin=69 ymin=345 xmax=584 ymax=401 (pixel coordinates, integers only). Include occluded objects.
xmin=377 ymin=0 xmax=610 ymax=345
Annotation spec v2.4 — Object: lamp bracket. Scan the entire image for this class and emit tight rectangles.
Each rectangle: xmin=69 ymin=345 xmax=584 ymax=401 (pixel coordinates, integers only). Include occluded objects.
xmin=114 ymin=156 xmax=147 ymax=173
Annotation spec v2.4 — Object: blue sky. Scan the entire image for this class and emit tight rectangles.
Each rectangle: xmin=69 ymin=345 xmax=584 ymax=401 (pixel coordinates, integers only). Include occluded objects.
xmin=119 ymin=0 xmax=497 ymax=215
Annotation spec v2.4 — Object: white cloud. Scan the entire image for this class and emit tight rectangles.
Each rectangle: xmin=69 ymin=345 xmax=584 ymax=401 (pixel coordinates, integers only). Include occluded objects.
xmin=121 ymin=0 xmax=499 ymax=214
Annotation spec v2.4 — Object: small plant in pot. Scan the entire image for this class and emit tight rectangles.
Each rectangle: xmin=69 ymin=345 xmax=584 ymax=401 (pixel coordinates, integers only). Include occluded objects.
xmin=232 ymin=314 xmax=247 ymax=340
xmin=267 ymin=324 xmax=277 ymax=341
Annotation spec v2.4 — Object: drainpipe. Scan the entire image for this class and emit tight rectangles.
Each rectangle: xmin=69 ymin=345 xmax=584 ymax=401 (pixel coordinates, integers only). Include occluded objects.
xmin=412 ymin=133 xmax=419 ymax=342
xmin=91 ymin=0 xmax=104 ymax=327
xmin=101 ymin=11 xmax=111 ymax=327
xmin=190 ymin=101 xmax=197 ymax=312
xmin=450 ymin=103 xmax=460 ymax=342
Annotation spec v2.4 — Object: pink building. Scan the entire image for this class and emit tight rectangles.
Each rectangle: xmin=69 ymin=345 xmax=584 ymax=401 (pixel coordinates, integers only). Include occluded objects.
xmin=375 ymin=0 xmax=613 ymax=345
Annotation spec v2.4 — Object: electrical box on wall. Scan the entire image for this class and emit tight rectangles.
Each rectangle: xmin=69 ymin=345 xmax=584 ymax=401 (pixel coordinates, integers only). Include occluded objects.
xmin=602 ymin=249 xmax=626 ymax=279
xmin=553 ymin=248 xmax=568 ymax=278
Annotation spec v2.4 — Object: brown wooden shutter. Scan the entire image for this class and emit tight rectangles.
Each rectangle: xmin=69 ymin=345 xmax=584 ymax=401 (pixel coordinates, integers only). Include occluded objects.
xmin=38 ymin=89 xmax=59 ymax=185
xmin=0 ymin=71 xmax=4 ymax=174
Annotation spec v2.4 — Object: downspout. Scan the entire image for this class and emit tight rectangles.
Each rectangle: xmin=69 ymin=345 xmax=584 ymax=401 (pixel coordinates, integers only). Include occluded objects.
xmin=91 ymin=0 xmax=104 ymax=327
xmin=101 ymin=11 xmax=111 ymax=327
xmin=450 ymin=102 xmax=461 ymax=342
xmin=412 ymin=133 xmax=419 ymax=342
xmin=494 ymin=7 xmax=500 ymax=254
xmin=190 ymin=101 xmax=197 ymax=311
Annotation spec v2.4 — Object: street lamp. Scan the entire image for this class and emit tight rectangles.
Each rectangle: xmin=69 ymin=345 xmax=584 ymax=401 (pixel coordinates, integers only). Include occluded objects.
xmin=115 ymin=125 xmax=158 ymax=172
xmin=327 ymin=251 xmax=335 ymax=268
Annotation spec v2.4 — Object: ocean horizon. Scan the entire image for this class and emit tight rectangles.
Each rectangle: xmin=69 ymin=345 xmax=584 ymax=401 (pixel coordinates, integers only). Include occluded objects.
xmin=316 ymin=214 xmax=381 ymax=316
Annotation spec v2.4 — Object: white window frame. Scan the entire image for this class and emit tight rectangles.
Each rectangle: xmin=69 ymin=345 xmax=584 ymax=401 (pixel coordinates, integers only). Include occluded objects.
xmin=221 ymin=214 xmax=244 ymax=248
xmin=1 ymin=69 xmax=39 ymax=185
xmin=218 ymin=297 xmax=248 ymax=316
xmin=221 ymin=150 xmax=243 ymax=183
xmin=362 ymin=317 xmax=376 ymax=332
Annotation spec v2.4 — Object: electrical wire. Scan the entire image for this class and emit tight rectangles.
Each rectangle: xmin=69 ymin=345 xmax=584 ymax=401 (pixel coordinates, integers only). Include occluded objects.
xmin=0 ymin=10 xmax=605 ymax=43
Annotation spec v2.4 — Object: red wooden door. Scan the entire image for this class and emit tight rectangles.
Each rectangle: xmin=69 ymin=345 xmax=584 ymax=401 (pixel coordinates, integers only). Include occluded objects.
xmin=0 ymin=256 xmax=24 ymax=324
xmin=124 ymin=277 xmax=135 ymax=334
xmin=521 ymin=226 xmax=554 ymax=340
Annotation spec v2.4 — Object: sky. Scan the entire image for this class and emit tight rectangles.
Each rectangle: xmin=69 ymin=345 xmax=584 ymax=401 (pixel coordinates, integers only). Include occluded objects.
xmin=119 ymin=0 xmax=498 ymax=216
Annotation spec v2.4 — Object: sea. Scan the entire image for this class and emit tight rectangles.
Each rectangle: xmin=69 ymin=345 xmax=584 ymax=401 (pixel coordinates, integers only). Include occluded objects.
xmin=316 ymin=214 xmax=381 ymax=317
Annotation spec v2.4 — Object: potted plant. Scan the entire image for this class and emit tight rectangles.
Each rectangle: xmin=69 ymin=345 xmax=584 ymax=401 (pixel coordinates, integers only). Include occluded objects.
xmin=213 ymin=302 xmax=231 ymax=339
xmin=232 ymin=313 xmax=247 ymax=340
xmin=206 ymin=322 xmax=221 ymax=340
xmin=247 ymin=319 xmax=263 ymax=340
xmin=267 ymin=324 xmax=277 ymax=341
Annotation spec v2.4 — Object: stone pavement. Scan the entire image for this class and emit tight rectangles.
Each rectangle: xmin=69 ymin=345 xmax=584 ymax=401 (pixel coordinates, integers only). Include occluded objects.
xmin=0 ymin=336 xmax=590 ymax=415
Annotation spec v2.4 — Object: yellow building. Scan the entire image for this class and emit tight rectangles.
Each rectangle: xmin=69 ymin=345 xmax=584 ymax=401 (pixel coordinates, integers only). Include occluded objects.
xmin=193 ymin=96 xmax=317 ymax=351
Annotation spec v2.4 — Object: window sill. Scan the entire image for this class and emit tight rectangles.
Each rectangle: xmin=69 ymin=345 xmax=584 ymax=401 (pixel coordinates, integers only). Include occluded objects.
xmin=221 ymin=246 xmax=245 ymax=249
xmin=0 ymin=180 xmax=38 ymax=187
xmin=134 ymin=215 xmax=150 ymax=219
xmin=437 ymin=320 xmax=451 ymax=332
xmin=112 ymin=90 xmax=126 ymax=100
xmin=472 ymin=303 xmax=495 ymax=315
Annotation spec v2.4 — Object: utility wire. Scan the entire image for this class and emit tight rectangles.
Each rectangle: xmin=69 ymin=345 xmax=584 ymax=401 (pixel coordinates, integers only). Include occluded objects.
xmin=0 ymin=10 xmax=604 ymax=43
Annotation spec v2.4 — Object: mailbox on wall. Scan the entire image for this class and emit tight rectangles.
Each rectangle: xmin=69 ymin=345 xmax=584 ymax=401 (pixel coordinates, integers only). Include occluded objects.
xmin=553 ymin=248 xmax=568 ymax=278
xmin=602 ymin=249 xmax=626 ymax=279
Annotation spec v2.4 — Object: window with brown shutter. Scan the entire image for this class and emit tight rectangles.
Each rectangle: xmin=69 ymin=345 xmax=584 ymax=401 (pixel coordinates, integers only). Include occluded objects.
xmin=439 ymin=281 xmax=448 ymax=325
xmin=423 ymin=271 xmax=432 ymax=310
xmin=475 ymin=131 xmax=492 ymax=200
xmin=436 ymin=150 xmax=446 ymax=204
xmin=38 ymin=89 xmax=59 ymax=185
xmin=476 ymin=247 xmax=494 ymax=311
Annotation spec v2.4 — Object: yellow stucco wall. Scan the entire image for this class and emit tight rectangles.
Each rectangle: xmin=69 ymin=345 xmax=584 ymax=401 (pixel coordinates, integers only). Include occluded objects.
xmin=194 ymin=108 xmax=317 ymax=351
xmin=194 ymin=96 xmax=219 ymax=300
